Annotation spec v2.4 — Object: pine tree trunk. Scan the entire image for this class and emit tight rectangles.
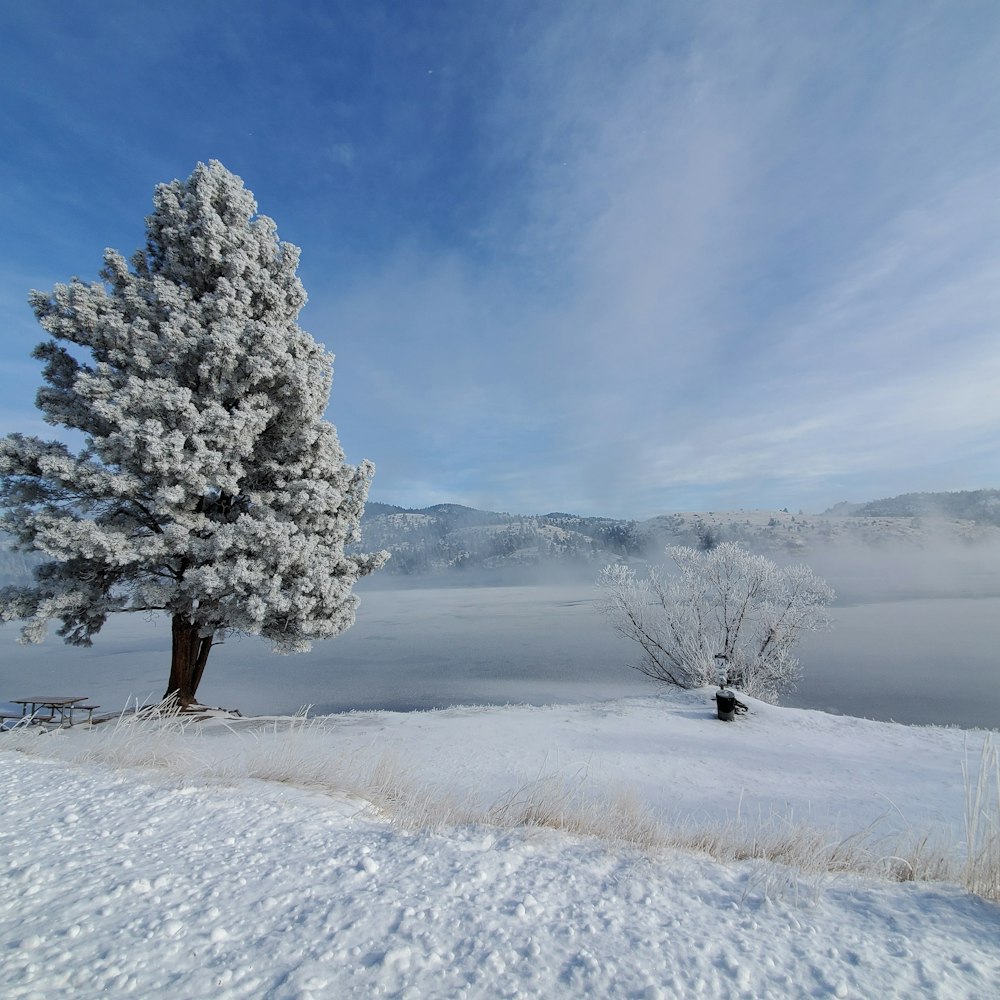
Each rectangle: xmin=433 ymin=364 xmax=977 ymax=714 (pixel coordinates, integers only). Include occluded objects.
xmin=164 ymin=614 xmax=214 ymax=707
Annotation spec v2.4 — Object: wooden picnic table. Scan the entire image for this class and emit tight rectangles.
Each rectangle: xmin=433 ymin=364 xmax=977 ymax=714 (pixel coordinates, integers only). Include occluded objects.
xmin=10 ymin=696 xmax=89 ymax=727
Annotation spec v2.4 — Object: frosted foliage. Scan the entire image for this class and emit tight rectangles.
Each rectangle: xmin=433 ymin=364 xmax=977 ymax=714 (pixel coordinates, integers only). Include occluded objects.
xmin=599 ymin=542 xmax=834 ymax=701
xmin=0 ymin=160 xmax=387 ymax=655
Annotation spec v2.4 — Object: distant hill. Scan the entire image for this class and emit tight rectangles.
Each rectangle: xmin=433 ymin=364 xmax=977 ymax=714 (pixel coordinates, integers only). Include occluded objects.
xmin=355 ymin=488 xmax=1000 ymax=578
xmin=353 ymin=504 xmax=641 ymax=577
xmin=823 ymin=489 xmax=1000 ymax=526
xmin=3 ymin=489 xmax=998 ymax=587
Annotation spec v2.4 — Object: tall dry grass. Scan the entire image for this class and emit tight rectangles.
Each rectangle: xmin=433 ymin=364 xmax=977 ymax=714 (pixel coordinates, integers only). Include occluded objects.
xmin=4 ymin=706 xmax=997 ymax=902
xmin=963 ymin=735 xmax=1000 ymax=901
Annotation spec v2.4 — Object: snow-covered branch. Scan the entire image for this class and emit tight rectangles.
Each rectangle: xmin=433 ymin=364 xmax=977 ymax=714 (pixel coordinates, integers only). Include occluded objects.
xmin=599 ymin=542 xmax=833 ymax=701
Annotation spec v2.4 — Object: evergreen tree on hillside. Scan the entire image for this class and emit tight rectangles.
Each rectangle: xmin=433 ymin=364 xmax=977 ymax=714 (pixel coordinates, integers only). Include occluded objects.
xmin=0 ymin=161 xmax=387 ymax=706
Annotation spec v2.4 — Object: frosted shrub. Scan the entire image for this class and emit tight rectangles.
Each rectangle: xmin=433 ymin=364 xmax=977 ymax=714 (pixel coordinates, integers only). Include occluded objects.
xmin=599 ymin=542 xmax=833 ymax=701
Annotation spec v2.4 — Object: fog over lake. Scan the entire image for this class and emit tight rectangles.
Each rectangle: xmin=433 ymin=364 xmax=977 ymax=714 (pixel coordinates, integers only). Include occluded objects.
xmin=2 ymin=546 xmax=998 ymax=730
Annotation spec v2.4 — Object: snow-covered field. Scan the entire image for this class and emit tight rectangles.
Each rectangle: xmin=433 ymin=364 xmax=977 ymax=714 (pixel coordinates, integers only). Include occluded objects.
xmin=2 ymin=691 xmax=998 ymax=998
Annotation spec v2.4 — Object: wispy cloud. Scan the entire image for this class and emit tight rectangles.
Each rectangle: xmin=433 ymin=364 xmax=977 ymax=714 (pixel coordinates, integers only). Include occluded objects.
xmin=326 ymin=1 xmax=1000 ymax=514
xmin=3 ymin=1 xmax=999 ymax=516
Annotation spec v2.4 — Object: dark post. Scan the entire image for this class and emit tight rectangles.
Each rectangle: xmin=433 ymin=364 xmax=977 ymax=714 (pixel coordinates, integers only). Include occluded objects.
xmin=716 ymin=688 xmax=737 ymax=722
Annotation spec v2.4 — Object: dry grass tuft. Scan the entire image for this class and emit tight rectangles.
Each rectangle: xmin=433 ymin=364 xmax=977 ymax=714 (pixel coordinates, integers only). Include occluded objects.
xmin=5 ymin=708 xmax=998 ymax=903
xmin=964 ymin=735 xmax=1000 ymax=901
xmin=484 ymin=776 xmax=666 ymax=852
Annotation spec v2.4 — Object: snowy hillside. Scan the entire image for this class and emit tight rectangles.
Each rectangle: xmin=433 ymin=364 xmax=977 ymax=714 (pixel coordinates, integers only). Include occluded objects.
xmin=4 ymin=490 xmax=998 ymax=587
xmin=354 ymin=503 xmax=641 ymax=577
xmin=824 ymin=489 xmax=1000 ymax=525
xmin=352 ymin=490 xmax=1000 ymax=579
xmin=641 ymin=506 xmax=1000 ymax=555
xmin=1 ymin=691 xmax=998 ymax=998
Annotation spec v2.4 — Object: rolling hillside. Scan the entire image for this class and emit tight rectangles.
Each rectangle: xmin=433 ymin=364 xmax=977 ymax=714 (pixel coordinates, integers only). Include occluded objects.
xmin=3 ymin=489 xmax=998 ymax=586
xmin=355 ymin=490 xmax=1000 ymax=578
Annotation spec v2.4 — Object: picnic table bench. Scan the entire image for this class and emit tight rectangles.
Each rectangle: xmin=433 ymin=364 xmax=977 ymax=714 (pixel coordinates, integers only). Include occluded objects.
xmin=4 ymin=697 xmax=99 ymax=728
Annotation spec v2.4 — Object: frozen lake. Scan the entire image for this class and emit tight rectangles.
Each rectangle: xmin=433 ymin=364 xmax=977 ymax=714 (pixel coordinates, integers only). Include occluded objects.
xmin=1 ymin=579 xmax=998 ymax=729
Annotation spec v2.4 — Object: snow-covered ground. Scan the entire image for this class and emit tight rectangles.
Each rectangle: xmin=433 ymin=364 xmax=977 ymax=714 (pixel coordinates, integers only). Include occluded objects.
xmin=2 ymin=690 xmax=998 ymax=998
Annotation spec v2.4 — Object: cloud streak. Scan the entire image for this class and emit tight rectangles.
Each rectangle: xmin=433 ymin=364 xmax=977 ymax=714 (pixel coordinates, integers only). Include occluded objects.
xmin=2 ymin=1 xmax=999 ymax=517
xmin=322 ymin=2 xmax=1000 ymax=515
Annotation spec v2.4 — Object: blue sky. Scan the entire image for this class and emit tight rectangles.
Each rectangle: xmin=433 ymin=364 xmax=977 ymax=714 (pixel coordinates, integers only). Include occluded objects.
xmin=2 ymin=1 xmax=1000 ymax=519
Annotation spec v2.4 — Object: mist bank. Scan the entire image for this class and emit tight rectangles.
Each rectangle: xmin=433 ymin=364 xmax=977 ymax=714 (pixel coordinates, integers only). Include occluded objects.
xmin=778 ymin=539 xmax=1000 ymax=605
xmin=353 ymin=530 xmax=1000 ymax=609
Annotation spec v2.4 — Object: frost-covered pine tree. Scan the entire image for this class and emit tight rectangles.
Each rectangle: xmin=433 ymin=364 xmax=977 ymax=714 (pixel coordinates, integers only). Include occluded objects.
xmin=0 ymin=161 xmax=388 ymax=706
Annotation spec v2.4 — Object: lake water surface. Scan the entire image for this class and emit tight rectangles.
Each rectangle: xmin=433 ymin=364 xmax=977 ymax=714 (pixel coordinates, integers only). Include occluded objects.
xmin=1 ymin=582 xmax=998 ymax=729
